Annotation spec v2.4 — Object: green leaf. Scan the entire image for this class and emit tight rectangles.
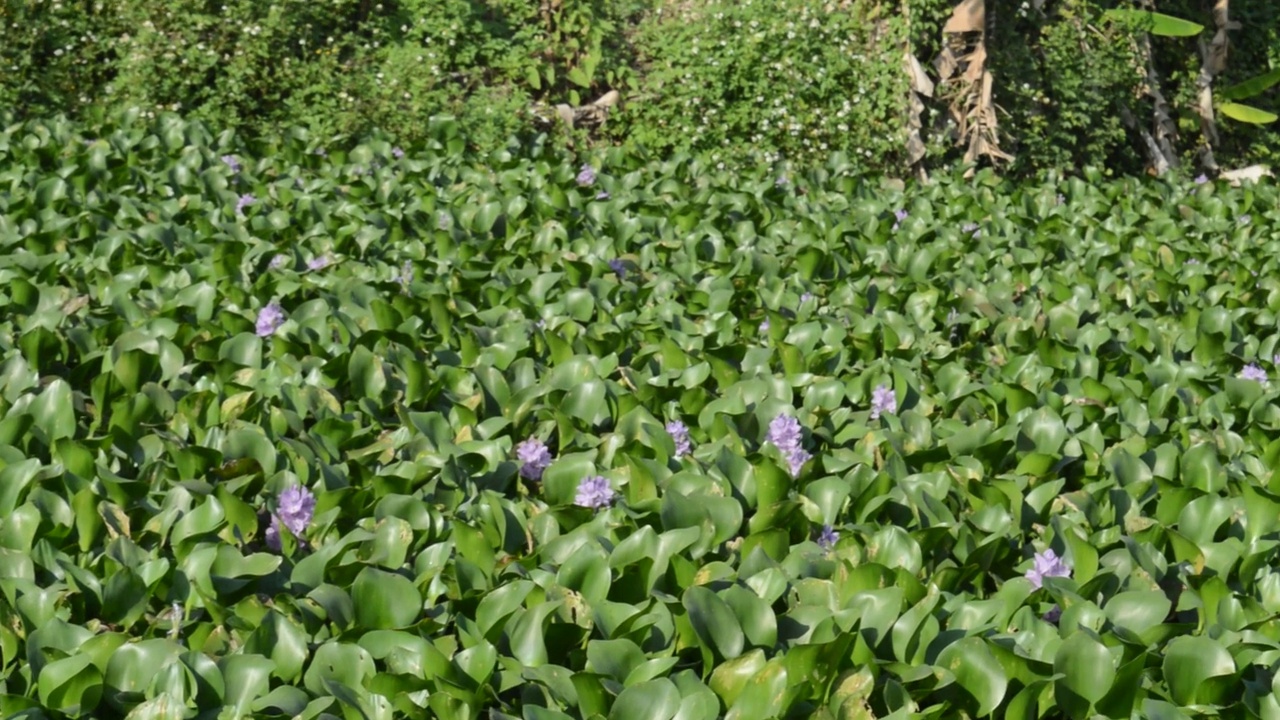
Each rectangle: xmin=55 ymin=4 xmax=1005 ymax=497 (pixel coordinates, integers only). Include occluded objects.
xmin=37 ymin=654 xmax=103 ymax=714
xmin=587 ymin=639 xmax=646 ymax=684
xmin=1054 ymin=632 xmax=1115 ymax=708
xmin=302 ymin=642 xmax=375 ymax=697
xmin=1020 ymin=408 xmax=1067 ymax=455
xmin=1162 ymin=636 xmax=1235 ymax=705
xmin=1218 ymin=102 xmax=1279 ymax=125
xmin=725 ymin=657 xmax=788 ymax=720
xmin=1219 ymin=68 xmax=1280 ymax=100
xmin=936 ymin=637 xmax=1006 ymax=716
xmin=1103 ymin=9 xmax=1205 ymax=36
xmin=709 ymin=650 xmax=766 ymax=707
xmin=352 ymin=567 xmax=421 ymax=629
xmin=610 ymin=679 xmax=681 ymax=720
xmin=222 ymin=654 xmax=276 ymax=719
xmin=348 ymin=345 xmax=387 ymax=401
xmin=29 ymin=379 xmax=76 ymax=442
xmin=219 ymin=333 xmax=263 ymax=368
xmin=1104 ymin=591 xmax=1172 ymax=635
xmin=683 ymin=586 xmax=745 ymax=660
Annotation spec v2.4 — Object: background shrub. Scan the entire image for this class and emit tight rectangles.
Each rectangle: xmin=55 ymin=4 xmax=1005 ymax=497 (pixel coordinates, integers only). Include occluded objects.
xmin=617 ymin=0 xmax=911 ymax=172
xmin=1 ymin=0 xmax=1276 ymax=177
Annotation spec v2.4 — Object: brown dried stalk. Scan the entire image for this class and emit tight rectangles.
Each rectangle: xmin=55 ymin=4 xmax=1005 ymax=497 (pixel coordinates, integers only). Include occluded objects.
xmin=933 ymin=0 xmax=1012 ymax=177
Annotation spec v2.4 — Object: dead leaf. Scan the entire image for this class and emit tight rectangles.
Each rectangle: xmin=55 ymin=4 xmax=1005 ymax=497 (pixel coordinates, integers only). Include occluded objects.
xmin=943 ymin=0 xmax=985 ymax=33
xmin=1220 ymin=164 xmax=1274 ymax=186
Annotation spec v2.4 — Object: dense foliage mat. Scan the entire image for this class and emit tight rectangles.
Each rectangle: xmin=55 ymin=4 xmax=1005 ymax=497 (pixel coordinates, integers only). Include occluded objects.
xmin=1 ymin=113 xmax=1279 ymax=719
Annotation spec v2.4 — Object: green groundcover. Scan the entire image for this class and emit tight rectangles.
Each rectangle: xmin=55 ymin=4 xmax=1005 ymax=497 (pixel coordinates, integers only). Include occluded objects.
xmin=0 ymin=113 xmax=1278 ymax=719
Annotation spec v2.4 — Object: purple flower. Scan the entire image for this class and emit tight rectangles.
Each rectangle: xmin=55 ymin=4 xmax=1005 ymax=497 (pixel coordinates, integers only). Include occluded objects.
xmin=1241 ymin=363 xmax=1268 ymax=383
xmin=1025 ymin=548 xmax=1071 ymax=590
xmin=277 ymin=485 xmax=316 ymax=537
xmin=666 ymin=420 xmax=692 ymax=457
xmin=596 ymin=191 xmax=610 ymax=200
xmin=515 ymin=438 xmax=553 ymax=481
xmin=265 ymin=515 xmax=282 ymax=551
xmin=800 ymin=292 xmax=815 ymax=304
xmin=392 ymin=147 xmax=405 ymax=159
xmin=816 ymin=524 xmax=839 ymax=550
xmin=255 ymin=301 xmax=286 ymax=337
xmin=1187 ymin=258 xmax=1201 ymax=265
xmin=575 ymin=475 xmax=616 ymax=509
xmin=222 ymin=154 xmax=241 ymax=172
xmin=961 ymin=222 xmax=980 ymax=237
xmin=235 ymin=193 xmax=255 ymax=216
xmin=1194 ymin=173 xmax=1208 ymax=184
xmin=307 ymin=254 xmax=331 ymax=271
xmin=776 ymin=175 xmax=789 ymax=187
xmin=1043 ymin=605 xmax=1062 ymax=623
xmin=785 ymin=448 xmax=812 ymax=477
xmin=759 ymin=319 xmax=770 ymax=333
xmin=892 ymin=208 xmax=908 ymax=231
xmin=870 ymin=383 xmax=897 ymax=420
xmin=576 ymin=164 xmax=597 ymax=187
xmin=535 ymin=318 xmax=547 ymax=330
xmin=398 ymin=260 xmax=413 ymax=293
xmin=1273 ymin=353 xmax=1280 ymax=366
xmin=609 ymin=259 xmax=626 ymax=277
xmin=1240 ymin=214 xmax=1252 ymax=226
xmin=269 ymin=254 xmax=289 ymax=271
xmin=766 ymin=414 xmax=810 ymax=477
xmin=1056 ymin=194 xmax=1066 ymax=205
xmin=767 ymin=415 xmax=804 ymax=455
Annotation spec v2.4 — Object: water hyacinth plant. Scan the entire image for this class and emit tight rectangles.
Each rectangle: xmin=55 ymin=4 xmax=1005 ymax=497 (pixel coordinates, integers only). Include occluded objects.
xmin=8 ymin=111 xmax=1280 ymax=719
xmin=265 ymin=485 xmax=316 ymax=551
xmin=870 ymin=383 xmax=897 ymax=419
xmin=398 ymin=260 xmax=414 ymax=293
xmin=255 ymin=301 xmax=286 ymax=337
xmin=574 ymin=475 xmax=615 ymax=509
xmin=816 ymin=524 xmax=839 ymax=550
xmin=1025 ymin=548 xmax=1072 ymax=589
xmin=766 ymin=414 xmax=812 ymax=478
xmin=515 ymin=438 xmax=552 ymax=480
xmin=1241 ymin=363 xmax=1268 ymax=383
xmin=666 ymin=420 xmax=692 ymax=457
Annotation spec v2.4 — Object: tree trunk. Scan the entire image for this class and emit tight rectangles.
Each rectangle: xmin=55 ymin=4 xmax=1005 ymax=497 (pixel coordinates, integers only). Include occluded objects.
xmin=1196 ymin=0 xmax=1237 ymax=172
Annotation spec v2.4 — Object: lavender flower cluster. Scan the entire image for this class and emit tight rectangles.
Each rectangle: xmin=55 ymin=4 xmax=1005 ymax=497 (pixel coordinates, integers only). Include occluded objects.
xmin=265 ymin=485 xmax=316 ymax=551
xmin=255 ymin=301 xmax=286 ymax=337
xmin=870 ymin=383 xmax=897 ymax=420
xmin=766 ymin=414 xmax=812 ymax=478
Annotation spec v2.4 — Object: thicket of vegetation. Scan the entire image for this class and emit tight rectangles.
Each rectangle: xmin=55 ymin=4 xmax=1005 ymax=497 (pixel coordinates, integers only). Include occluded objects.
xmin=3 ymin=0 xmax=1277 ymax=178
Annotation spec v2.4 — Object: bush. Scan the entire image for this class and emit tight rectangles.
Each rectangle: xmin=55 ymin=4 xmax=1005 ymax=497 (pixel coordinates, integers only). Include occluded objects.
xmin=1 ymin=0 xmax=1276 ymax=176
xmin=620 ymin=0 xmax=911 ymax=171
xmin=988 ymin=0 xmax=1150 ymax=177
